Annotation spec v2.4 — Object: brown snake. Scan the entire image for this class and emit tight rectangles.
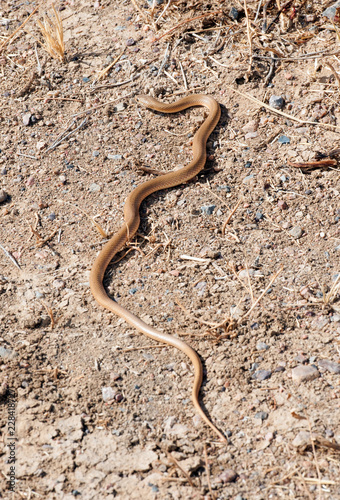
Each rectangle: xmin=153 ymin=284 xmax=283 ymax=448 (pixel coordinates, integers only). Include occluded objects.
xmin=90 ymin=94 xmax=226 ymax=442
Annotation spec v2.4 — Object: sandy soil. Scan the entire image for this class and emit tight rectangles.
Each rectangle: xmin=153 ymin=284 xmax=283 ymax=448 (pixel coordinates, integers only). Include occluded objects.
xmin=0 ymin=0 xmax=340 ymax=498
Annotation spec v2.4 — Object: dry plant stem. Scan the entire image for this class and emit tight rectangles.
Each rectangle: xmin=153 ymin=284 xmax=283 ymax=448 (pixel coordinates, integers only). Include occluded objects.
xmin=203 ymin=445 xmax=215 ymax=500
xmin=254 ymin=48 xmax=340 ymax=61
xmin=241 ymin=266 xmax=283 ymax=321
xmin=92 ymin=48 xmax=125 ymax=85
xmin=45 ymin=118 xmax=87 ymax=152
xmin=222 ymin=200 xmax=241 ymax=235
xmin=0 ymin=244 xmax=21 ymax=270
xmin=0 ymin=5 xmax=38 ymax=53
xmin=243 ymin=0 xmax=253 ymax=76
xmin=166 ymin=452 xmax=196 ymax=488
xmin=130 ymin=0 xmax=157 ymax=30
xmin=122 ymin=346 xmax=166 ymax=352
xmin=226 ymin=85 xmax=340 ymax=133
xmin=305 ymin=414 xmax=322 ymax=499
xmin=155 ymin=0 xmax=172 ymax=24
xmin=287 ymin=159 xmax=337 ymax=170
xmin=153 ymin=11 xmax=223 ymax=42
xmin=325 ymin=60 xmax=340 ymax=87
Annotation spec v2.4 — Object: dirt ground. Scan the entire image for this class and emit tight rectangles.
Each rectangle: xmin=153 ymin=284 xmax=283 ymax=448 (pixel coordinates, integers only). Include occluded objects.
xmin=0 ymin=0 xmax=340 ymax=498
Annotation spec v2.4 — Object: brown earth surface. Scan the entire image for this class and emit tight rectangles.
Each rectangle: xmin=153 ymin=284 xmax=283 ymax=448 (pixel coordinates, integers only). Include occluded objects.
xmin=0 ymin=1 xmax=340 ymax=499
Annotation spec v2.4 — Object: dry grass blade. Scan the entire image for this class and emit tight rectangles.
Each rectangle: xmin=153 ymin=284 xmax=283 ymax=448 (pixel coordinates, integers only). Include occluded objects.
xmin=0 ymin=6 xmax=38 ymax=54
xmin=322 ymin=274 xmax=340 ymax=306
xmin=36 ymin=4 xmax=65 ymax=62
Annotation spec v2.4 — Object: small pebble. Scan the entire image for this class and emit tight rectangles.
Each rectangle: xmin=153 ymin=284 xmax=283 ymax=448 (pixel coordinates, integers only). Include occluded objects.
xmin=0 ymin=190 xmax=8 ymax=203
xmin=318 ymin=359 xmax=340 ymax=374
xmin=107 ymin=153 xmax=123 ymax=160
xmin=53 ymin=279 xmax=65 ymax=289
xmin=243 ymin=174 xmax=255 ymax=185
xmin=22 ymin=112 xmax=32 ymax=126
xmin=114 ymin=102 xmax=127 ymax=112
xmin=36 ymin=141 xmax=47 ymax=151
xmin=126 ymin=38 xmax=135 ymax=46
xmin=323 ymin=0 xmax=340 ymax=20
xmin=278 ymin=135 xmax=290 ymax=144
xmin=0 ymin=346 xmax=17 ymax=358
xmin=255 ymin=411 xmax=268 ymax=420
xmin=289 ymin=226 xmax=303 ymax=239
xmin=102 ymin=386 xmax=116 ymax=401
xmin=256 ymin=341 xmax=269 ymax=351
xmin=89 ymin=183 xmax=101 ymax=192
xmin=294 ymin=353 xmax=308 ymax=364
xmin=278 ymin=200 xmax=288 ymax=210
xmin=26 ymin=176 xmax=35 ymax=186
xmin=253 ymin=369 xmax=272 ymax=381
xmin=245 ymin=131 xmax=258 ymax=139
xmin=242 ymin=120 xmax=258 ymax=133
xmin=292 ymin=365 xmax=320 ymax=384
xmin=48 ymin=213 xmax=56 ymax=221
xmin=269 ymin=95 xmax=285 ymax=109
xmin=217 ymin=469 xmax=238 ymax=483
xmin=229 ymin=7 xmax=240 ymax=20
xmin=200 ymin=205 xmax=216 ymax=215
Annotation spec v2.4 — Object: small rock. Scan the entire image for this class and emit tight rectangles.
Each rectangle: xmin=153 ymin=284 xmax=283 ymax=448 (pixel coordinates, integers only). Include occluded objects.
xmin=243 ymin=174 xmax=255 ymax=185
xmin=0 ymin=190 xmax=8 ymax=203
xmin=217 ymin=469 xmax=238 ymax=483
xmin=292 ymin=430 xmax=310 ymax=448
xmin=107 ymin=153 xmax=123 ymax=160
xmin=48 ymin=212 xmax=56 ymax=221
xmin=255 ymin=411 xmax=268 ymax=420
xmin=292 ymin=365 xmax=320 ymax=384
xmin=89 ymin=183 xmax=101 ymax=192
xmin=200 ymin=205 xmax=216 ymax=215
xmin=92 ymin=151 xmax=100 ymax=157
xmin=36 ymin=141 xmax=47 ymax=151
xmin=253 ymin=369 xmax=272 ymax=381
xmin=294 ymin=353 xmax=308 ymax=364
xmin=126 ymin=38 xmax=136 ymax=46
xmin=114 ymin=102 xmax=127 ymax=112
xmin=245 ymin=131 xmax=258 ymax=139
xmin=53 ymin=279 xmax=65 ymax=289
xmin=278 ymin=135 xmax=290 ymax=144
xmin=26 ymin=176 xmax=35 ymax=187
xmin=0 ymin=346 xmax=17 ymax=359
xmin=318 ymin=359 xmax=340 ymax=374
xmin=256 ymin=341 xmax=269 ymax=351
xmin=323 ymin=0 xmax=340 ymax=20
xmin=239 ymin=268 xmax=255 ymax=278
xmin=289 ymin=226 xmax=303 ymax=239
xmin=242 ymin=120 xmax=258 ymax=133
xmin=269 ymin=95 xmax=285 ymax=109
xmin=278 ymin=200 xmax=288 ymax=210
xmin=229 ymin=7 xmax=240 ymax=20
xmin=22 ymin=112 xmax=32 ymax=126
xmin=102 ymin=386 xmax=117 ymax=401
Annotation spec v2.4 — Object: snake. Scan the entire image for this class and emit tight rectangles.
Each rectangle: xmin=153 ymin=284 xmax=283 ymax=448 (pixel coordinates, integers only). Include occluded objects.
xmin=89 ymin=94 xmax=226 ymax=442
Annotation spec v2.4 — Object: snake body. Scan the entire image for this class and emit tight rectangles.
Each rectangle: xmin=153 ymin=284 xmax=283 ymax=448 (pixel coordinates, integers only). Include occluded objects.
xmin=90 ymin=94 xmax=225 ymax=441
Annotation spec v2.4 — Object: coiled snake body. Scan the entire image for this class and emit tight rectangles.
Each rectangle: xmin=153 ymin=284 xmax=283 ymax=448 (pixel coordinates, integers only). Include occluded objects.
xmin=90 ymin=94 xmax=226 ymax=441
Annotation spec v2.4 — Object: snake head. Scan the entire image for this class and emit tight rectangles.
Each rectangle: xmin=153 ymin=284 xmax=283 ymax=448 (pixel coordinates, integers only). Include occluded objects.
xmin=135 ymin=94 xmax=156 ymax=109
